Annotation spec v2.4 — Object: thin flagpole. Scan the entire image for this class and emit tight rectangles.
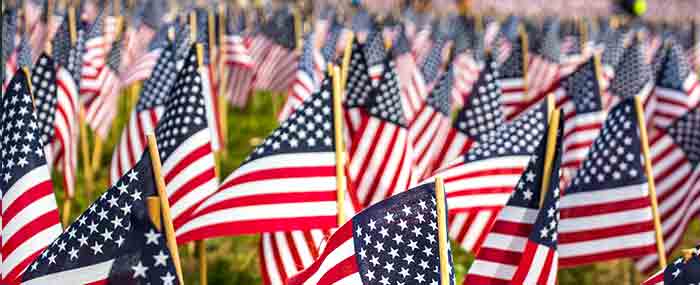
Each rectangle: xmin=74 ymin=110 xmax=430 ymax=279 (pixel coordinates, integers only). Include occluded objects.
xmin=435 ymin=176 xmax=450 ymax=285
xmin=340 ymin=32 xmax=355 ymax=94
xmin=194 ymin=42 xmax=209 ymax=285
xmin=147 ymin=196 xmax=162 ymax=231
xmin=633 ymin=96 xmax=667 ymax=268
xmin=146 ymin=133 xmax=185 ymax=284
xmin=331 ymin=64 xmax=346 ymax=225
xmin=217 ymin=3 xmax=229 ymax=157
xmin=540 ymin=107 xmax=561 ymax=208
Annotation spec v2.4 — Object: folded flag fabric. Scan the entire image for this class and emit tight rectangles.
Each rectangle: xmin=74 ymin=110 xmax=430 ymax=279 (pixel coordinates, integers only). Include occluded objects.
xmin=288 ymin=182 xmax=455 ymax=285
xmin=642 ymin=248 xmax=700 ymax=285
xmin=20 ymin=151 xmax=179 ymax=285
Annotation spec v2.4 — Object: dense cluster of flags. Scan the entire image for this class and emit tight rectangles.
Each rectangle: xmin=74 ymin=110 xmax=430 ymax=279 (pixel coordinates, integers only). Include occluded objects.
xmin=1 ymin=0 xmax=700 ymax=284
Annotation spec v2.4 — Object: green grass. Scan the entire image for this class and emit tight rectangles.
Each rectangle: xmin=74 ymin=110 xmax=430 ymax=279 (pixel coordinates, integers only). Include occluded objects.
xmin=56 ymin=91 xmax=700 ymax=284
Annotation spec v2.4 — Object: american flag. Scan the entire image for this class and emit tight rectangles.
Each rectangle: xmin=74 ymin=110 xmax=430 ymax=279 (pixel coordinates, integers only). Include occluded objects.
xmin=16 ymin=37 xmax=33 ymax=71
xmin=525 ymin=19 xmax=562 ymax=104
xmin=278 ymin=33 xmax=320 ymax=122
xmin=2 ymin=8 xmax=17 ymax=86
xmin=419 ymin=37 xmax=447 ymax=86
xmin=497 ymin=33 xmax=528 ymax=121
xmin=82 ymin=35 xmax=122 ymax=138
xmin=80 ymin=10 xmax=108 ymax=98
xmin=431 ymin=99 xmax=549 ymax=253
xmin=642 ymin=253 xmax=700 ymax=285
xmin=20 ymin=151 xmax=180 ymax=285
xmin=120 ymin=23 xmax=169 ymax=86
xmin=635 ymin=41 xmax=700 ymax=273
xmin=365 ymin=30 xmax=388 ymax=85
xmin=120 ymin=0 xmax=163 ymax=82
xmin=464 ymin=116 xmax=561 ymax=284
xmin=409 ymin=67 xmax=454 ymax=180
xmin=151 ymin=45 xmax=219 ymax=233
xmin=600 ymin=29 xmax=629 ymax=91
xmin=393 ymin=28 xmax=427 ymax=124
xmin=554 ymin=57 xmax=605 ymax=180
xmin=608 ymin=40 xmax=655 ymax=120
xmin=193 ymin=8 xmax=224 ymax=152
xmin=176 ymin=74 xmax=340 ymax=242
xmin=558 ymin=97 xmax=658 ymax=266
xmin=1 ymin=71 xmax=62 ymax=283
xmin=110 ymin=42 xmax=179 ymax=184
xmin=228 ymin=23 xmax=273 ymax=108
xmin=347 ymin=35 xmax=415 ymax=208
xmin=255 ymin=7 xmax=298 ymax=92
xmin=30 ymin=53 xmax=58 ymax=162
xmin=49 ymin=15 xmax=82 ymax=199
xmin=342 ymin=38 xmax=371 ymax=148
xmin=287 ymin=182 xmax=455 ymax=285
xmin=451 ymin=29 xmax=483 ymax=108
xmin=430 ymin=55 xmax=504 ymax=175
xmin=688 ymin=22 xmax=699 ymax=74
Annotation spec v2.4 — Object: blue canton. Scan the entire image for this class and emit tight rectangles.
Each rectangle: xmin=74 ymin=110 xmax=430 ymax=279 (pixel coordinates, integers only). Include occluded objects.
xmin=455 ymin=56 xmax=505 ymax=141
xmin=136 ymin=43 xmax=178 ymax=112
xmin=425 ymin=66 xmax=454 ymax=116
xmin=31 ymin=53 xmax=58 ymax=146
xmin=666 ymin=108 xmax=700 ymax=166
xmin=345 ymin=39 xmax=371 ymax=109
xmin=562 ymin=58 xmax=602 ymax=114
xmin=609 ymin=41 xmax=652 ymax=98
xmin=367 ymin=60 xmax=407 ymax=127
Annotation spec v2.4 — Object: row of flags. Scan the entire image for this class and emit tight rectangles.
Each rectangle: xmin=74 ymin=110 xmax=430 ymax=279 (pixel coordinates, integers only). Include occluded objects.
xmin=1 ymin=0 xmax=700 ymax=284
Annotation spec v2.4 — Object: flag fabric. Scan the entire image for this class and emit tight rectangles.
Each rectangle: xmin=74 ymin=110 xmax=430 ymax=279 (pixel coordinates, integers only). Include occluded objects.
xmin=16 ymin=37 xmax=33 ymax=71
xmin=278 ymin=33 xmax=320 ymax=122
xmin=642 ymin=253 xmax=700 ymax=285
xmin=110 ymin=42 xmax=179 ymax=184
xmin=607 ymin=40 xmax=655 ymax=121
xmin=2 ymin=9 xmax=18 ymax=87
xmin=1 ymin=71 xmax=62 ymax=283
xmin=600 ymin=29 xmax=629 ymax=91
xmin=80 ymin=10 xmax=109 ymax=98
xmin=635 ymin=42 xmax=700 ymax=273
xmin=430 ymin=55 xmax=504 ymax=174
xmin=409 ymin=67 xmax=454 ymax=180
xmin=30 ymin=53 xmax=59 ymax=163
xmin=525 ymin=19 xmax=562 ymax=105
xmin=255 ymin=9 xmax=298 ymax=92
xmin=82 ymin=35 xmax=122 ymax=138
xmin=152 ymin=45 xmax=219 ymax=233
xmin=451 ymin=31 xmax=483 ymax=108
xmin=342 ymin=38 xmax=371 ymax=149
xmin=120 ymin=23 xmax=169 ymax=86
xmin=287 ymin=182 xmax=455 ymax=285
xmin=393 ymin=28 xmax=427 ymax=123
xmin=50 ymin=16 xmax=82 ymax=199
xmin=347 ymin=32 xmax=415 ymax=208
xmin=176 ymin=74 xmax=339 ymax=242
xmin=20 ymin=151 xmax=180 ymax=285
xmin=227 ymin=32 xmax=272 ymax=108
xmin=222 ymin=18 xmax=254 ymax=103
xmin=431 ymin=100 xmax=549 ymax=253
xmin=554 ymin=57 xmax=605 ymax=180
xmin=464 ymin=113 xmax=561 ymax=285
xmin=689 ymin=23 xmax=699 ymax=73
xmin=498 ymin=33 xmax=528 ymax=121
xmin=558 ymin=97 xmax=658 ymax=266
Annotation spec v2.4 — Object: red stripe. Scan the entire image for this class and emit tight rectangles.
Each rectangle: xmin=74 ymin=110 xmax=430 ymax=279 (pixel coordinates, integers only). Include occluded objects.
xmin=559 ymin=221 xmax=655 ymax=243
xmin=560 ymin=245 xmax=656 ymax=267
xmin=164 ymin=144 xmax=212 ymax=183
xmin=512 ymin=241 xmax=538 ymax=283
xmin=537 ymin=248 xmax=555 ymax=284
xmin=477 ymin=246 xmax=524 ymax=266
xmin=194 ymin=190 xmax=336 ymax=219
xmin=220 ymin=166 xmax=335 ymax=190
xmin=363 ymin=126 xmax=400 ymax=205
xmin=259 ymin=236 xmax=274 ymax=285
xmin=560 ymin=197 xmax=651 ymax=218
xmin=6 ymin=248 xmax=46 ymax=284
xmin=285 ymin=223 xmax=355 ymax=285
xmin=472 ymin=211 xmax=500 ymax=252
xmin=2 ymin=181 xmax=53 ymax=224
xmin=283 ymin=233 xmax=305 ymax=271
xmin=444 ymin=167 xmax=524 ymax=184
xmin=270 ymin=234 xmax=289 ymax=282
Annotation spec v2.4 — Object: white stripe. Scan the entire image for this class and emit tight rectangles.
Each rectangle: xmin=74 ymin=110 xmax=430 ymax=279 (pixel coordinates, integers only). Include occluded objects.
xmin=230 ymin=152 xmax=336 ymax=181
xmin=461 ymin=211 xmax=495 ymax=251
xmin=498 ymin=206 xmax=539 ymax=224
xmin=4 ymin=224 xmax=62 ymax=279
xmin=438 ymin=156 xmax=531 ymax=180
xmin=177 ymin=201 xmax=337 ymax=236
xmin=301 ymin=238 xmax=356 ymax=285
xmin=481 ymin=233 xmax=528 ymax=253
xmin=546 ymin=252 xmax=558 ymax=285
xmin=560 ymin=183 xmax=649 ymax=208
xmin=291 ymin=231 xmax=316 ymax=267
xmin=560 ymin=207 xmax=653 ymax=233
xmin=274 ymin=232 xmax=299 ymax=277
xmin=467 ymin=260 xmax=516 ymax=281
xmin=331 ymin=273 xmax=362 ymax=285
xmin=2 ymin=194 xmax=57 ymax=244
xmin=559 ymin=231 xmax=656 ymax=258
xmin=21 ymin=259 xmax=114 ymax=285
xmin=200 ymin=68 xmax=221 ymax=151
xmin=522 ymin=245 xmax=549 ymax=284
xmin=161 ymin=130 xmax=212 ymax=174
xmin=2 ymin=166 xmax=51 ymax=213
xmin=448 ymin=193 xmax=513 ymax=210
xmin=262 ymin=234 xmax=284 ymax=285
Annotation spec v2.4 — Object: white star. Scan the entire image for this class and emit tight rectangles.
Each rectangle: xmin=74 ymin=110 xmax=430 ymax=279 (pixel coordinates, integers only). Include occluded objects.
xmin=374 ymin=241 xmax=385 ymax=252
xmin=97 ymin=208 xmax=109 ymax=220
xmin=401 ymin=205 xmax=412 ymax=215
xmin=111 ymin=216 xmax=123 ymax=229
xmin=365 ymin=269 xmax=376 ymax=280
xmin=68 ymin=247 xmax=79 ymax=260
xmin=393 ymin=234 xmax=404 ymax=245
xmin=78 ymin=235 xmax=89 ymax=247
xmin=370 ymin=256 xmax=380 ymax=267
xmin=101 ymin=229 xmax=113 ymax=241
xmin=90 ymin=242 xmax=103 ymax=255
xmin=389 ymin=247 xmax=400 ymax=259
xmin=672 ymin=268 xmax=681 ymax=279
xmin=154 ymin=250 xmax=170 ymax=267
xmin=399 ymin=267 xmax=410 ymax=278
xmin=145 ymin=229 xmax=162 ymax=245
xmin=403 ymin=254 xmax=415 ymax=264
xmin=415 ymin=272 xmax=426 ymax=283
xmin=418 ymin=259 xmax=430 ymax=270
xmin=523 ymin=189 xmax=534 ymax=200
xmin=115 ymin=235 xmax=125 ymax=247
xmin=379 ymin=227 xmax=389 ymax=238
xmin=407 ymin=240 xmax=419 ymax=251
xmin=88 ymin=221 xmax=99 ymax=233
xmin=422 ymin=246 xmax=433 ymax=257
xmin=540 ymin=228 xmax=549 ymax=238
xmin=411 ymin=226 xmax=423 ymax=237
xmin=368 ymin=219 xmax=377 ymax=231
xmin=384 ymin=261 xmax=395 ymax=273
xmin=127 ymin=170 xmax=139 ymax=182
xmin=397 ymin=219 xmax=408 ymax=231
xmin=48 ymin=254 xmax=57 ymax=265
xmin=526 ymin=171 xmax=536 ymax=182
xmin=379 ymin=275 xmax=390 ymax=285
xmin=117 ymin=183 xmax=129 ymax=195
xmin=132 ymin=261 xmax=149 ymax=278
xmin=384 ymin=212 xmax=395 ymax=223
xmin=130 ymin=190 xmax=142 ymax=201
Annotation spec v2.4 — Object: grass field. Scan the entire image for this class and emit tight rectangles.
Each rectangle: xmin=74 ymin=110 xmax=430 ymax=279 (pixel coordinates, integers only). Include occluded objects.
xmin=56 ymin=90 xmax=699 ymax=284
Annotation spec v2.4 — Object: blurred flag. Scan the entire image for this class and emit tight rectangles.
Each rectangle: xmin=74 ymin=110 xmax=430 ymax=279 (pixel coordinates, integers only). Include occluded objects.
xmin=635 ymin=41 xmax=700 ymax=273
xmin=525 ymin=19 xmax=562 ymax=103
xmin=642 ymin=252 xmax=700 ymax=285
xmin=83 ymin=35 xmax=123 ymax=138
xmin=31 ymin=54 xmax=59 ymax=162
xmin=176 ymin=74 xmax=340 ymax=241
xmin=558 ymin=98 xmax=658 ymax=266
xmin=430 ymin=55 xmax=504 ymax=174
xmin=393 ymin=29 xmax=427 ymax=123
xmin=1 ymin=71 xmax=62 ymax=283
xmin=110 ymin=42 xmax=179 ymax=184
xmin=80 ymin=10 xmax=108 ymax=98
xmin=497 ymin=32 xmax=528 ymax=120
xmin=608 ymin=40 xmax=655 ymax=118
xmin=2 ymin=9 xmax=18 ymax=88
xmin=278 ymin=33 xmax=321 ymax=122
xmin=347 ymin=31 xmax=415 ymax=208
xmin=287 ymin=182 xmax=455 ymax=285
xmin=687 ymin=22 xmax=699 ymax=74
xmin=342 ymin=38 xmax=371 ymax=148
xmin=430 ymin=100 xmax=549 ymax=253
xmin=120 ymin=23 xmax=169 ymax=86
xmin=464 ymin=113 xmax=561 ymax=284
xmin=255 ymin=7 xmax=298 ymax=92
xmin=151 ymin=46 xmax=219 ymax=232
xmin=20 ymin=151 xmax=180 ymax=285
xmin=222 ymin=16 xmax=254 ymax=106
xmin=409 ymin=67 xmax=454 ymax=180
xmin=600 ymin=29 xmax=630 ymax=90
xmin=451 ymin=28 xmax=483 ymax=108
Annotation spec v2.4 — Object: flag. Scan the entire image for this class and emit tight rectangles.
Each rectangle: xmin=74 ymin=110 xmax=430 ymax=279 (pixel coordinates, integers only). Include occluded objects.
xmin=525 ymin=19 xmax=562 ymax=103
xmin=120 ymin=23 xmax=169 ymax=86
xmin=558 ymin=97 xmax=658 ymax=266
xmin=600 ymin=29 xmax=629 ymax=90
xmin=255 ymin=8 xmax=298 ymax=92
xmin=30 ymin=53 xmax=59 ymax=162
xmin=554 ymin=57 xmax=605 ymax=179
xmin=393 ymin=29 xmax=427 ymax=123
xmin=287 ymin=182 xmax=455 ymax=285
xmin=110 ymin=42 xmax=179 ymax=184
xmin=151 ymin=45 xmax=219 ymax=233
xmin=365 ymin=29 xmax=387 ymax=85
xmin=451 ymin=30 xmax=483 ymax=108
xmin=347 ymin=31 xmax=415 ymax=208
xmin=80 ymin=10 xmax=108 ymax=98
xmin=409 ymin=67 xmax=454 ymax=180
xmin=431 ymin=99 xmax=549 ymax=253
xmin=176 ymin=74 xmax=340 ymax=242
xmin=498 ymin=33 xmax=528 ymax=121
xmin=20 ymin=151 xmax=180 ymax=285
xmin=228 ymin=30 xmax=272 ymax=108
xmin=278 ymin=33 xmax=320 ymax=122
xmin=642 ymin=253 xmax=700 ymax=285
xmin=50 ymin=15 xmax=81 ymax=199
xmin=688 ymin=22 xmax=699 ymax=74
xmin=430 ymin=55 xmax=504 ymax=174
xmin=83 ymin=35 xmax=122 ymax=138
xmin=635 ymin=42 xmax=700 ymax=273
xmin=342 ymin=38 xmax=371 ymax=148
xmin=608 ymin=40 xmax=655 ymax=120
xmin=2 ymin=8 xmax=18 ymax=87
xmin=16 ymin=37 xmax=33 ymax=71
xmin=464 ymin=113 xmax=561 ymax=284
xmin=1 ymin=71 xmax=62 ymax=283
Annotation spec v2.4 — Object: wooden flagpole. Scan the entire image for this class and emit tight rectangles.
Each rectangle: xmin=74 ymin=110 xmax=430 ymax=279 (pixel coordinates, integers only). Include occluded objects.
xmin=340 ymin=33 xmax=355 ymax=94
xmin=217 ymin=3 xmax=229 ymax=157
xmin=146 ymin=133 xmax=185 ymax=284
xmin=540 ymin=107 xmax=561 ymax=208
xmin=193 ymin=42 xmax=210 ymax=285
xmin=633 ymin=96 xmax=667 ymax=268
xmin=331 ymin=65 xmax=346 ymax=225
xmin=435 ymin=176 xmax=450 ymax=285
xmin=147 ymin=197 xmax=162 ymax=231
